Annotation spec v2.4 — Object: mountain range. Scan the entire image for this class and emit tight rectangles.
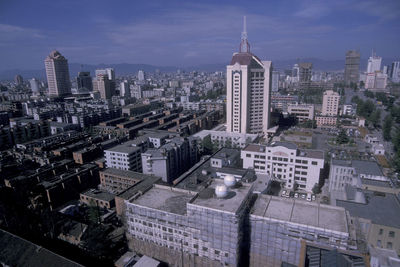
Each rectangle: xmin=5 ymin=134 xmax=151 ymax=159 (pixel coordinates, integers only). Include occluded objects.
xmin=0 ymin=58 xmax=397 ymax=80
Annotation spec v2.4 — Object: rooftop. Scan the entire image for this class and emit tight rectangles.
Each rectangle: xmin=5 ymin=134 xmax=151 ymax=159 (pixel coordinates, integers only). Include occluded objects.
xmin=332 ymin=159 xmax=383 ymax=177
xmin=105 ymin=142 xmax=141 ymax=154
xmin=130 ymin=185 xmax=195 ymax=215
xmin=189 ymin=179 xmax=253 ymax=214
xmin=270 ymin=141 xmax=298 ymax=150
xmin=101 ymin=168 xmax=153 ymax=180
xmin=252 ymin=195 xmax=349 ymax=233
xmin=298 ymin=149 xmax=324 ymax=159
xmin=117 ymin=176 xmax=161 ymax=200
xmin=81 ymin=189 xmax=115 ymax=202
xmin=336 ymin=191 xmax=400 ymax=228
xmin=243 ymin=143 xmax=266 ymax=153
xmin=0 ymin=229 xmax=83 ymax=267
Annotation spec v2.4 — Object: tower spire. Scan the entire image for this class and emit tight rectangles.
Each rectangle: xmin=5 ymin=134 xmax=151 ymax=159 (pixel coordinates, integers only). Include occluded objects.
xmin=240 ymin=16 xmax=250 ymax=53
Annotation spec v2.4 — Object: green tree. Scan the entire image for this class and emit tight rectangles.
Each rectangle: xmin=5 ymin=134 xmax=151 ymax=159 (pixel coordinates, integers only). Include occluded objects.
xmin=369 ymin=109 xmax=381 ymax=128
xmin=202 ymin=135 xmax=214 ymax=155
xmin=336 ymin=129 xmax=349 ymax=144
xmin=364 ymin=90 xmax=374 ymax=98
xmin=312 ymin=183 xmax=321 ymax=194
xmin=383 ymin=115 xmax=393 ymax=141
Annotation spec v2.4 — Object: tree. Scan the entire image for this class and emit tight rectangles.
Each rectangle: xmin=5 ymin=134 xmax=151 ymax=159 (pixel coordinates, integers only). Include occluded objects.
xmin=336 ymin=129 xmax=349 ymax=144
xmin=312 ymin=183 xmax=321 ymax=194
xmin=364 ymin=90 xmax=374 ymax=98
xmin=202 ymin=135 xmax=214 ymax=155
xmin=369 ymin=109 xmax=381 ymax=128
xmin=383 ymin=115 xmax=393 ymax=141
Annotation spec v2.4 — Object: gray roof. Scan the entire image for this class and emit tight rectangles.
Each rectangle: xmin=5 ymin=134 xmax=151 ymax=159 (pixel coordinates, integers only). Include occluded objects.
xmin=101 ymin=168 xmax=152 ymax=180
xmin=332 ymin=159 xmax=383 ymax=177
xmin=271 ymin=141 xmax=298 ymax=150
xmin=230 ymin=52 xmax=262 ymax=66
xmin=81 ymin=189 xmax=115 ymax=202
xmin=336 ymin=191 xmax=400 ymax=228
xmin=361 ymin=178 xmax=391 ymax=188
xmin=105 ymin=142 xmax=141 ymax=154
xmin=0 ymin=229 xmax=83 ymax=267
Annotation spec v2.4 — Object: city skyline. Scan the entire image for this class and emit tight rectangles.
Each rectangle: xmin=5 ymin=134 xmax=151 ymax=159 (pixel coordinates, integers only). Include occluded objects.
xmin=1 ymin=0 xmax=399 ymax=71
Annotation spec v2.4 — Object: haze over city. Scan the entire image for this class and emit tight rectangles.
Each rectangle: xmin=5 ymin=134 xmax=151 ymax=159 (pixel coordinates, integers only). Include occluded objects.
xmin=1 ymin=0 xmax=400 ymax=71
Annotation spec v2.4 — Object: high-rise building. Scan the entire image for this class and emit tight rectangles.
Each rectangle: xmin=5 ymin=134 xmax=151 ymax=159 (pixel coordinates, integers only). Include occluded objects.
xmin=344 ymin=50 xmax=360 ymax=85
xmin=29 ymin=78 xmax=40 ymax=94
xmin=321 ymin=90 xmax=340 ymax=116
xmin=271 ymin=70 xmax=279 ymax=92
xmin=391 ymin=62 xmax=400 ymax=83
xmin=367 ymin=53 xmax=382 ymax=73
xmin=94 ymin=74 xmax=114 ymax=99
xmin=299 ymin=62 xmax=312 ymax=87
xmin=95 ymin=68 xmax=116 ymax=94
xmin=226 ymin=16 xmax=272 ymax=135
xmin=14 ymin=75 xmax=23 ymax=86
xmin=76 ymin=72 xmax=93 ymax=91
xmin=138 ymin=70 xmax=145 ymax=81
xmin=120 ymin=80 xmax=130 ymax=98
xmin=44 ymin=50 xmax=71 ymax=96
xmin=292 ymin=64 xmax=300 ymax=83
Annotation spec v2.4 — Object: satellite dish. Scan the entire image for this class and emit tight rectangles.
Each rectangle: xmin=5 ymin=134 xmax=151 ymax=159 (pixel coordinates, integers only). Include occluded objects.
xmin=224 ymin=174 xmax=236 ymax=187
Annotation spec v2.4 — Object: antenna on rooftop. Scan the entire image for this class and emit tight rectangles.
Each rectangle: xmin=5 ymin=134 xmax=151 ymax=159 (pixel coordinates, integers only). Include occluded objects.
xmin=240 ymin=16 xmax=250 ymax=53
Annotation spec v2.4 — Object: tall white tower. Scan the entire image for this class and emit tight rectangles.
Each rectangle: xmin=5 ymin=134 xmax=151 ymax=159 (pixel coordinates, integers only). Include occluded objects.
xmin=226 ymin=16 xmax=272 ymax=135
xmin=367 ymin=50 xmax=382 ymax=73
xmin=45 ymin=50 xmax=71 ymax=96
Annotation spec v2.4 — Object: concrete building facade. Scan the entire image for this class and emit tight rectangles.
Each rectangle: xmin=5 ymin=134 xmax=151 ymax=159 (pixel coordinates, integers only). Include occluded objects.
xmin=344 ymin=50 xmax=360 ymax=85
xmin=226 ymin=18 xmax=271 ymax=135
xmin=241 ymin=142 xmax=324 ymax=192
xmin=287 ymin=104 xmax=314 ymax=122
xmin=45 ymin=50 xmax=71 ymax=96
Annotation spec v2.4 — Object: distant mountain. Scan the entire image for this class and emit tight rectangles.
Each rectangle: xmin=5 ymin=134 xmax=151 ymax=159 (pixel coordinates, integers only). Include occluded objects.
xmin=1 ymin=57 xmax=397 ymax=80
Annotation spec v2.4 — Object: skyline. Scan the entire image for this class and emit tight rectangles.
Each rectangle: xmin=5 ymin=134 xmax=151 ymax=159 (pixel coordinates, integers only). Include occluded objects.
xmin=1 ymin=0 xmax=400 ymax=71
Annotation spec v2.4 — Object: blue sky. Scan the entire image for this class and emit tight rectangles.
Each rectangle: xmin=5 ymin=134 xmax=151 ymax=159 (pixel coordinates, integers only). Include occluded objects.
xmin=0 ymin=0 xmax=399 ymax=71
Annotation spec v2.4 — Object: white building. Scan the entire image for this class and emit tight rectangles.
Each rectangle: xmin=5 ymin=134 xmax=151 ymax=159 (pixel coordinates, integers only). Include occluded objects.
xmin=391 ymin=61 xmax=400 ymax=83
xmin=193 ymin=129 xmax=258 ymax=149
xmin=120 ymin=80 xmax=130 ymax=98
xmin=226 ymin=17 xmax=271 ymax=135
xmin=367 ymin=54 xmax=382 ymax=73
xmin=287 ymin=104 xmax=314 ymax=122
xmin=138 ymin=70 xmax=145 ymax=81
xmin=271 ymin=70 xmax=279 ymax=92
xmin=241 ymin=142 xmax=324 ymax=192
xmin=104 ymin=142 xmax=142 ymax=172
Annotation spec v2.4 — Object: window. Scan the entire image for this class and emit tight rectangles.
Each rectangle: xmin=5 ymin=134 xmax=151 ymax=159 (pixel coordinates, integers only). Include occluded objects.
xmin=387 ymin=242 xmax=393 ymax=249
xmin=379 ymin=229 xmax=383 ymax=235
xmin=389 ymin=231 xmax=395 ymax=238
xmin=377 ymin=240 xmax=382 ymax=247
xmin=246 ymin=153 xmax=251 ymax=158
xmin=312 ymin=161 xmax=318 ymax=165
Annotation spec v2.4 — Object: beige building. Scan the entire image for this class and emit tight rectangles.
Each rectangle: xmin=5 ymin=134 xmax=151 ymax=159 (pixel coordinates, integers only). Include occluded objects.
xmin=322 ymin=90 xmax=340 ymax=116
xmin=44 ymin=50 xmax=71 ymax=96
xmin=94 ymin=74 xmax=114 ymax=99
xmin=226 ymin=18 xmax=271 ymax=135
xmin=287 ymin=104 xmax=314 ymax=122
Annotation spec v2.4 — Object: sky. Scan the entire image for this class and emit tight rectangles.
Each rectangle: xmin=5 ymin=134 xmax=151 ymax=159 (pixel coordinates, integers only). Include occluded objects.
xmin=0 ymin=0 xmax=399 ymax=71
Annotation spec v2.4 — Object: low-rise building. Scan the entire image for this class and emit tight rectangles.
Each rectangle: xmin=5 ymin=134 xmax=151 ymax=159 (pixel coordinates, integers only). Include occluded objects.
xmin=99 ymin=168 xmax=154 ymax=194
xmin=80 ymin=188 xmax=115 ymax=209
xmin=316 ymin=115 xmax=337 ymax=127
xmin=287 ymin=104 xmax=314 ymax=122
xmin=193 ymin=129 xmax=258 ymax=149
xmin=241 ymin=142 xmax=324 ymax=192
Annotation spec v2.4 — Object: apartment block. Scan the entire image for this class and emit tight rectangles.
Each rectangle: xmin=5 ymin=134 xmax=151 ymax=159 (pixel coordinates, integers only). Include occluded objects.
xmin=99 ymin=168 xmax=154 ymax=194
xmin=104 ymin=142 xmax=142 ymax=172
xmin=241 ymin=142 xmax=324 ymax=192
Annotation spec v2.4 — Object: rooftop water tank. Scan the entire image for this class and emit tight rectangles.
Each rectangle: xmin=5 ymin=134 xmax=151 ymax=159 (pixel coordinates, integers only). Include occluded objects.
xmin=224 ymin=174 xmax=236 ymax=187
xmin=215 ymin=185 xmax=228 ymax=198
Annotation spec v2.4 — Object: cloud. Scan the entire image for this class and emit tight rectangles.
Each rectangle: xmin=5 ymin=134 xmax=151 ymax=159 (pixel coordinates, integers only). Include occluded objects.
xmin=0 ymin=24 xmax=45 ymax=43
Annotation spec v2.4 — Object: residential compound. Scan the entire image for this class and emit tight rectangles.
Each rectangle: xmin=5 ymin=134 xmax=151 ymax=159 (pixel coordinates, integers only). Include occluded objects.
xmin=226 ymin=17 xmax=272 ymax=135
xmin=316 ymin=89 xmax=340 ymax=127
xmin=241 ymin=142 xmax=324 ymax=192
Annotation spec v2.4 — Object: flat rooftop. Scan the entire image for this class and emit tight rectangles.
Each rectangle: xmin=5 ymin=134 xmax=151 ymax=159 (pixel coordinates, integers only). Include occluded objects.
xmin=130 ymin=185 xmax=195 ymax=215
xmin=243 ymin=144 xmax=266 ymax=153
xmin=332 ymin=159 xmax=383 ymax=177
xmin=299 ymin=149 xmax=324 ymax=159
xmin=81 ymin=189 xmax=115 ymax=202
xmin=190 ymin=180 xmax=253 ymax=214
xmin=117 ymin=176 xmax=161 ymax=200
xmin=100 ymin=168 xmax=152 ymax=180
xmin=105 ymin=142 xmax=141 ymax=154
xmin=251 ymin=195 xmax=348 ymax=233
xmin=336 ymin=191 xmax=400 ymax=228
